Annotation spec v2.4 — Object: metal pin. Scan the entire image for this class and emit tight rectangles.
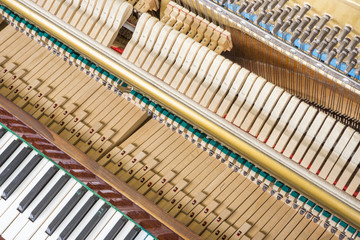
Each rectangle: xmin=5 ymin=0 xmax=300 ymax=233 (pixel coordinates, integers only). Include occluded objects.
xmin=345 ymin=49 xmax=359 ymax=64
xmin=287 ymin=5 xmax=300 ymax=20
xmin=255 ymin=11 xmax=266 ymax=25
xmin=279 ymin=7 xmax=291 ymax=21
xmin=337 ymin=37 xmax=351 ymax=53
xmin=290 ymin=29 xmax=301 ymax=43
xmin=337 ymin=25 xmax=352 ymax=42
xmin=315 ymin=27 xmax=330 ymax=44
xmin=237 ymin=1 xmax=249 ymax=14
xmin=262 ymin=10 xmax=274 ymax=24
xmin=260 ymin=0 xmax=270 ymax=11
xmin=267 ymin=0 xmax=278 ymax=10
xmin=336 ymin=50 xmax=349 ymax=65
xmin=307 ymin=28 xmax=319 ymax=43
xmin=296 ymin=3 xmax=311 ymax=19
xmin=270 ymin=9 xmax=282 ymax=22
xmin=277 ymin=0 xmax=289 ymax=8
xmin=345 ymin=60 xmax=357 ymax=74
xmin=289 ymin=18 xmax=301 ymax=32
xmin=305 ymin=15 xmax=320 ymax=32
xmin=346 ymin=36 xmax=360 ymax=52
xmin=296 ymin=16 xmax=310 ymax=31
xmin=252 ymin=0 xmax=264 ymax=12
xmin=325 ymin=26 xmax=340 ymax=42
xmin=244 ymin=2 xmax=254 ymax=13
xmin=271 ymin=21 xmax=282 ymax=34
xmin=325 ymin=49 xmax=337 ymax=64
xmin=315 ymin=14 xmax=331 ymax=30
xmin=279 ymin=20 xmax=291 ymax=33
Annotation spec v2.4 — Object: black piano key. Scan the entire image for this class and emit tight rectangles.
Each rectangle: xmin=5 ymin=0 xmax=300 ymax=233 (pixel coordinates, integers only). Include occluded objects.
xmin=2 ymin=154 xmax=42 ymax=200
xmin=0 ymin=128 xmax=7 ymax=138
xmin=75 ymin=203 xmax=110 ymax=240
xmin=0 ymin=139 xmax=22 ymax=167
xmin=0 ymin=147 xmax=32 ymax=186
xmin=104 ymin=216 xmax=128 ymax=240
xmin=58 ymin=195 xmax=99 ymax=240
xmin=18 ymin=165 xmax=58 ymax=213
xmin=124 ymin=226 xmax=142 ymax=240
xmin=46 ymin=186 xmax=87 ymax=236
xmin=29 ymin=174 xmax=70 ymax=222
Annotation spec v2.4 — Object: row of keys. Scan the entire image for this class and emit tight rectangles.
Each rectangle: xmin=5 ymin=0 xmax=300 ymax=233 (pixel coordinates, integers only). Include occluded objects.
xmin=0 ymin=125 xmax=153 ymax=240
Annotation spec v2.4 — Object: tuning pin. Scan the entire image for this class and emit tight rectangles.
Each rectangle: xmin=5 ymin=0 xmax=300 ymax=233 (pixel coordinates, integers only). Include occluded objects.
xmin=289 ymin=18 xmax=301 ymax=32
xmin=325 ymin=49 xmax=337 ymax=64
xmin=244 ymin=1 xmax=254 ymax=13
xmin=337 ymin=37 xmax=351 ymax=53
xmin=272 ymin=21 xmax=282 ymax=34
xmin=337 ymin=25 xmax=352 ymax=42
xmin=255 ymin=11 xmax=266 ymax=25
xmin=290 ymin=29 xmax=301 ymax=43
xmin=252 ymin=0 xmax=264 ymax=12
xmin=237 ymin=1 xmax=249 ymax=14
xmin=345 ymin=60 xmax=357 ymax=74
xmin=295 ymin=16 xmax=310 ymax=31
xmin=345 ymin=49 xmax=359 ymax=65
xmin=323 ymin=26 xmax=340 ymax=43
xmin=279 ymin=7 xmax=291 ymax=21
xmin=267 ymin=0 xmax=278 ymax=10
xmin=262 ymin=10 xmax=274 ymax=24
xmin=325 ymin=38 xmax=338 ymax=54
xmin=315 ymin=27 xmax=330 ymax=44
xmin=296 ymin=3 xmax=311 ymax=19
xmin=260 ymin=0 xmax=270 ymax=11
xmin=336 ymin=49 xmax=349 ymax=65
xmin=355 ymin=64 xmax=360 ymax=76
xmin=279 ymin=20 xmax=291 ymax=33
xmin=346 ymin=36 xmax=360 ymax=52
xmin=270 ymin=9 xmax=282 ymax=22
xmin=287 ymin=5 xmax=300 ymax=20
xmin=277 ymin=0 xmax=289 ymax=8
xmin=315 ymin=14 xmax=331 ymax=30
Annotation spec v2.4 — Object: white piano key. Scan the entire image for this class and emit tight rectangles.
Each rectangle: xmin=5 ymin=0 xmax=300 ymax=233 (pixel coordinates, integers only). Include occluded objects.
xmin=208 ymin=63 xmax=241 ymax=113
xmin=317 ymin=127 xmax=355 ymax=178
xmin=2 ymin=170 xmax=63 ymax=239
xmin=0 ymin=132 xmax=14 ymax=150
xmin=326 ymin=132 xmax=360 ymax=184
xmin=274 ymin=101 xmax=309 ymax=153
xmin=233 ymin=76 xmax=266 ymax=127
xmin=0 ymin=142 xmax=27 ymax=174
xmin=282 ymin=106 xmax=317 ymax=158
xmin=309 ymin=122 xmax=345 ymax=173
xmin=134 ymin=230 xmax=149 ymax=240
xmin=241 ymin=81 xmax=275 ymax=132
xmin=337 ymin=145 xmax=360 ymax=191
xmin=114 ymin=220 xmax=135 ymax=240
xmin=0 ymin=149 xmax=37 ymax=194
xmin=192 ymin=55 xmax=224 ymax=103
xmin=225 ymin=73 xmax=258 ymax=123
xmin=265 ymin=96 xmax=300 ymax=148
xmin=14 ymin=178 xmax=77 ymax=240
xmin=184 ymin=50 xmax=218 ymax=99
xmin=0 ymin=157 xmax=48 ymax=216
xmin=216 ymin=68 xmax=249 ymax=117
xmin=292 ymin=112 xmax=327 ymax=163
xmin=178 ymin=46 xmax=210 ymax=94
xmin=199 ymin=59 xmax=233 ymax=107
xmin=67 ymin=199 xmax=104 ymax=239
xmin=95 ymin=212 xmax=124 ymax=240
xmin=47 ymin=191 xmax=93 ymax=240
xmin=30 ymin=182 xmax=83 ymax=240
xmin=0 ymin=161 xmax=54 ymax=233
xmin=85 ymin=207 xmax=117 ymax=239
xmin=299 ymin=116 xmax=336 ymax=167
xmin=249 ymin=86 xmax=284 ymax=137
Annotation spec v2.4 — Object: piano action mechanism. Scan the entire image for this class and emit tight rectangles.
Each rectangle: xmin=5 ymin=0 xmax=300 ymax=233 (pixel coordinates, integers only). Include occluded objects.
xmin=0 ymin=0 xmax=359 ymax=239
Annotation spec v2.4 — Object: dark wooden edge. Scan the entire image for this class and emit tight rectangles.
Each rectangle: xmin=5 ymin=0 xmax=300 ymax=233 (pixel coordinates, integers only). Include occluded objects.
xmin=0 ymin=95 xmax=202 ymax=240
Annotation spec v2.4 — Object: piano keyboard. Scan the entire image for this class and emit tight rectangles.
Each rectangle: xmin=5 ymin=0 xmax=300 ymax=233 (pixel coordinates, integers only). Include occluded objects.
xmin=0 ymin=3 xmax=360 ymax=240
xmin=0 ymin=124 xmax=154 ymax=240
